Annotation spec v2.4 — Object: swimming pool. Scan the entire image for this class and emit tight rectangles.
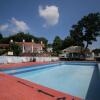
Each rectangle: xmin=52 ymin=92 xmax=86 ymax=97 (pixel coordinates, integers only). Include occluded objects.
xmin=1 ymin=62 xmax=100 ymax=100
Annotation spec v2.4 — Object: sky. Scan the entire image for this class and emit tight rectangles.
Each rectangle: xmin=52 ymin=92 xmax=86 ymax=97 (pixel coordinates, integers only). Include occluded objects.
xmin=0 ymin=0 xmax=100 ymax=49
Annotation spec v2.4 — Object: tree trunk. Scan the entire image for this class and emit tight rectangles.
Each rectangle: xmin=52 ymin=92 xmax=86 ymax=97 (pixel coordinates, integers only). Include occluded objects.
xmin=85 ymin=42 xmax=88 ymax=51
xmin=84 ymin=42 xmax=88 ymax=58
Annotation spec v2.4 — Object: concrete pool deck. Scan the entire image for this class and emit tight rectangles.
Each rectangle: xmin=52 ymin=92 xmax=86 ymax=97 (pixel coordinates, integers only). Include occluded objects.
xmin=0 ymin=61 xmax=99 ymax=100
xmin=0 ymin=72 xmax=81 ymax=100
xmin=0 ymin=62 xmax=57 ymax=69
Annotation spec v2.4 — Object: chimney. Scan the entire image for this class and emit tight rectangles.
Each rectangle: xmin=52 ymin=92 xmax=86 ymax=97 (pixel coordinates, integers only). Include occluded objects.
xmin=23 ymin=39 xmax=25 ymax=42
xmin=41 ymin=41 xmax=43 ymax=44
xmin=10 ymin=39 xmax=13 ymax=43
xmin=32 ymin=39 xmax=34 ymax=43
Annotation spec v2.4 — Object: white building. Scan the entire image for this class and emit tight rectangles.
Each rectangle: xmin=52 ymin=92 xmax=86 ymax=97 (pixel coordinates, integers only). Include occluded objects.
xmin=47 ymin=47 xmax=53 ymax=53
xmin=16 ymin=40 xmax=44 ymax=54
xmin=59 ymin=46 xmax=91 ymax=60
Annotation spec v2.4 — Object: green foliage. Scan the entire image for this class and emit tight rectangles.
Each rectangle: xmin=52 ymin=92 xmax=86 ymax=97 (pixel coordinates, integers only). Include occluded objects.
xmin=9 ymin=32 xmax=39 ymax=42
xmin=70 ymin=24 xmax=84 ymax=47
xmin=47 ymin=44 xmax=52 ymax=47
xmin=62 ymin=36 xmax=76 ymax=49
xmin=9 ymin=43 xmax=22 ymax=56
xmin=92 ymin=48 xmax=100 ymax=53
xmin=70 ymin=13 xmax=100 ymax=50
xmin=0 ymin=37 xmax=10 ymax=44
xmin=52 ymin=36 xmax=62 ymax=55
xmin=38 ymin=37 xmax=48 ymax=48
xmin=0 ymin=49 xmax=7 ymax=55
xmin=0 ymin=32 xmax=48 ymax=47
xmin=9 ymin=32 xmax=33 ymax=42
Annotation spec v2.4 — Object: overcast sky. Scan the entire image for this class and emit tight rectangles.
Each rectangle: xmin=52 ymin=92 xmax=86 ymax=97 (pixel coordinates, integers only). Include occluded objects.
xmin=0 ymin=0 xmax=100 ymax=49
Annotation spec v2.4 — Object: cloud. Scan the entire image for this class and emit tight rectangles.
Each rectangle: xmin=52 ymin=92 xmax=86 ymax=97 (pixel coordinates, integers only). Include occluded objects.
xmin=11 ymin=18 xmax=29 ymax=33
xmin=0 ymin=24 xmax=8 ymax=31
xmin=39 ymin=5 xmax=59 ymax=27
xmin=0 ymin=18 xmax=29 ymax=34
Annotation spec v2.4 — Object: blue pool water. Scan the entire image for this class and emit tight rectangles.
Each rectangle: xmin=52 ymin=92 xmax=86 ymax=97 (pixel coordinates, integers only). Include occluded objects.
xmin=1 ymin=62 xmax=99 ymax=99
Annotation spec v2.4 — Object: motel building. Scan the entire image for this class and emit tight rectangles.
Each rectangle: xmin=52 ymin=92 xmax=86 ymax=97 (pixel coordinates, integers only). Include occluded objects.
xmin=59 ymin=46 xmax=92 ymax=60
xmin=0 ymin=39 xmax=44 ymax=56
xmin=15 ymin=39 xmax=44 ymax=54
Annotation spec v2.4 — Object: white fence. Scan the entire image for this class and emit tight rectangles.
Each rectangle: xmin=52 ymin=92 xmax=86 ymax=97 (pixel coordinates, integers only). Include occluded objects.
xmin=0 ymin=56 xmax=59 ymax=64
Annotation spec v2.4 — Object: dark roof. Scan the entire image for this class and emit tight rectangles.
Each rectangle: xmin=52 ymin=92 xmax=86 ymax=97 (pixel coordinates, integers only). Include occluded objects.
xmin=0 ymin=44 xmax=9 ymax=48
xmin=16 ymin=42 xmax=44 ymax=47
xmin=62 ymin=46 xmax=90 ymax=53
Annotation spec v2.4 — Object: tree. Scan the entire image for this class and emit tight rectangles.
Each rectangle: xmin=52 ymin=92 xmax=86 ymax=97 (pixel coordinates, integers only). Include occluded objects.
xmin=70 ymin=24 xmax=84 ymax=47
xmin=52 ymin=36 xmax=62 ymax=55
xmin=9 ymin=32 xmax=34 ymax=42
xmin=38 ymin=37 xmax=48 ymax=50
xmin=0 ymin=33 xmax=3 ymax=40
xmin=70 ymin=13 xmax=100 ymax=51
xmin=9 ymin=43 xmax=22 ymax=56
xmin=62 ymin=36 xmax=76 ymax=49
xmin=92 ymin=48 xmax=100 ymax=56
xmin=0 ymin=32 xmax=48 ymax=45
xmin=47 ymin=44 xmax=52 ymax=48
